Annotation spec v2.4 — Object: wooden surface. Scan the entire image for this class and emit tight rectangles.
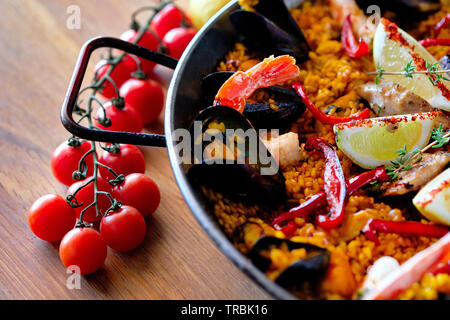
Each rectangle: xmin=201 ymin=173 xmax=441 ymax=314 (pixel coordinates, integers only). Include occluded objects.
xmin=0 ymin=0 xmax=271 ymax=300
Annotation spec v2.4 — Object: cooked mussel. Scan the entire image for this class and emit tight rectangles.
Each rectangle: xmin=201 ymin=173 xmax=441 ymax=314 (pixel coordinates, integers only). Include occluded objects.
xmin=230 ymin=0 xmax=310 ymax=62
xmin=247 ymin=233 xmax=330 ymax=288
xmin=186 ymin=105 xmax=287 ymax=207
xmin=202 ymin=71 xmax=305 ymax=130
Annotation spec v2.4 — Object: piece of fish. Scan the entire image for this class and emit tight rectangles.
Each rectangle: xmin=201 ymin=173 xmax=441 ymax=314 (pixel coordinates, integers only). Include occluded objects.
xmin=381 ymin=151 xmax=450 ymax=196
xmin=357 ymin=82 xmax=450 ymax=130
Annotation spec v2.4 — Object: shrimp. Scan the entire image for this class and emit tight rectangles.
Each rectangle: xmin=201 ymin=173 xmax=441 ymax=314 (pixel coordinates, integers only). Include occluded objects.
xmin=328 ymin=0 xmax=377 ymax=44
xmin=361 ymin=232 xmax=450 ymax=300
xmin=261 ymin=132 xmax=305 ymax=168
xmin=214 ymin=55 xmax=300 ymax=113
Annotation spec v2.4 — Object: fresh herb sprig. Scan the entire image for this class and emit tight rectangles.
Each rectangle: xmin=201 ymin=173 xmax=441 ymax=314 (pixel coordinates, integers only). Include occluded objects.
xmin=386 ymin=126 xmax=450 ymax=181
xmin=369 ymin=59 xmax=450 ymax=85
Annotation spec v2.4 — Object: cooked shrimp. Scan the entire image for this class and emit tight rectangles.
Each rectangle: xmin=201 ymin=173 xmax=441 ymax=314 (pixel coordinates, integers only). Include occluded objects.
xmin=361 ymin=232 xmax=450 ymax=300
xmin=328 ymin=0 xmax=376 ymax=44
xmin=214 ymin=55 xmax=300 ymax=113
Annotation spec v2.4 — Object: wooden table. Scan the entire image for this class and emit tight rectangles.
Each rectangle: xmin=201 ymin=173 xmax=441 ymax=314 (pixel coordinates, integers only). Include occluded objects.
xmin=0 ymin=0 xmax=271 ymax=299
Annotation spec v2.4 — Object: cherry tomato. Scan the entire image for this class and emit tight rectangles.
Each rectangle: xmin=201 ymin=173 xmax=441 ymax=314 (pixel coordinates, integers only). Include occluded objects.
xmin=162 ymin=27 xmax=196 ymax=59
xmin=98 ymin=144 xmax=146 ymax=180
xmin=59 ymin=227 xmax=107 ymax=275
xmin=94 ymin=101 xmax=143 ymax=133
xmin=112 ymin=173 xmax=160 ymax=218
xmin=66 ymin=176 xmax=112 ymax=223
xmin=151 ymin=4 xmax=185 ymax=39
xmin=100 ymin=205 xmax=146 ymax=252
xmin=28 ymin=194 xmax=76 ymax=242
xmin=51 ymin=140 xmax=95 ymax=186
xmin=120 ymin=30 xmax=160 ymax=74
xmin=95 ymin=59 xmax=136 ymax=99
xmin=119 ymin=78 xmax=164 ymax=124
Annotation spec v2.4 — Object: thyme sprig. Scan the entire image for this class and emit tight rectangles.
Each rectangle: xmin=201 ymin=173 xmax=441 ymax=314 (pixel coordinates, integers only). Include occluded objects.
xmin=369 ymin=59 xmax=450 ymax=85
xmin=385 ymin=127 xmax=450 ymax=181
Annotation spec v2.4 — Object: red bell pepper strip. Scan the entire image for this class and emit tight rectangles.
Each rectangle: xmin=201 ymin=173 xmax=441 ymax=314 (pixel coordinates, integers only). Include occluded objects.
xmin=303 ymin=137 xmax=346 ymax=229
xmin=363 ymin=219 xmax=450 ymax=245
xmin=272 ymin=166 xmax=389 ymax=227
xmin=341 ymin=14 xmax=369 ymax=58
xmin=291 ymin=82 xmax=371 ymax=125
xmin=434 ymin=13 xmax=450 ymax=37
xmin=420 ymin=38 xmax=450 ymax=47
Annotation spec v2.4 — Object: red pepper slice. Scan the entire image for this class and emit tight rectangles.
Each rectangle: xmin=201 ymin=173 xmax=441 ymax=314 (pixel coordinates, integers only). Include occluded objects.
xmin=272 ymin=166 xmax=389 ymax=227
xmin=303 ymin=138 xmax=346 ymax=229
xmin=363 ymin=219 xmax=450 ymax=245
xmin=434 ymin=13 xmax=450 ymax=37
xmin=291 ymin=82 xmax=371 ymax=125
xmin=419 ymin=38 xmax=450 ymax=47
xmin=341 ymin=14 xmax=369 ymax=58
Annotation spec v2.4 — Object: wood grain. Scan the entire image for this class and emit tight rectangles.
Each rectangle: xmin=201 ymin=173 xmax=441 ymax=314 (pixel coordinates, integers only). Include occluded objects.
xmin=0 ymin=0 xmax=271 ymax=300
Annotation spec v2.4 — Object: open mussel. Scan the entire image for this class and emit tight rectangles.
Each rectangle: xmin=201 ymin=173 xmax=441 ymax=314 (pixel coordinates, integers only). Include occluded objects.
xmin=202 ymin=71 xmax=305 ymax=131
xmin=186 ymin=105 xmax=287 ymax=207
xmin=230 ymin=0 xmax=310 ymax=62
xmin=233 ymin=223 xmax=330 ymax=289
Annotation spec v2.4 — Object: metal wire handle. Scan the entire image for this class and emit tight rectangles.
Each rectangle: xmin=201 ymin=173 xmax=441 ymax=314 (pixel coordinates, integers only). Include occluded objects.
xmin=61 ymin=36 xmax=178 ymax=147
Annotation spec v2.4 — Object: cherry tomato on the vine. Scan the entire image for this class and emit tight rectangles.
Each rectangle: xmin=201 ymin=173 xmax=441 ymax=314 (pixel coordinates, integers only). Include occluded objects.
xmin=119 ymin=78 xmax=164 ymax=124
xmin=51 ymin=140 xmax=95 ymax=186
xmin=95 ymin=59 xmax=136 ymax=99
xmin=94 ymin=101 xmax=143 ymax=133
xmin=100 ymin=205 xmax=146 ymax=252
xmin=120 ymin=29 xmax=160 ymax=74
xmin=151 ymin=4 xmax=185 ymax=40
xmin=112 ymin=173 xmax=160 ymax=218
xmin=28 ymin=194 xmax=76 ymax=242
xmin=98 ymin=144 xmax=146 ymax=181
xmin=162 ymin=27 xmax=196 ymax=59
xmin=59 ymin=227 xmax=107 ymax=275
xmin=66 ymin=176 xmax=112 ymax=223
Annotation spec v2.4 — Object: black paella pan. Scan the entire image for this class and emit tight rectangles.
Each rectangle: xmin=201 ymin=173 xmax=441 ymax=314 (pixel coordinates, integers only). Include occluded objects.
xmin=61 ymin=0 xmax=315 ymax=300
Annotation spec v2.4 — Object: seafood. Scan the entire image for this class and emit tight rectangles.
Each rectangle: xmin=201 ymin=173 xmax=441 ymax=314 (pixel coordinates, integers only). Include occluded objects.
xmin=357 ymin=82 xmax=450 ymax=129
xmin=381 ymin=151 xmax=450 ymax=196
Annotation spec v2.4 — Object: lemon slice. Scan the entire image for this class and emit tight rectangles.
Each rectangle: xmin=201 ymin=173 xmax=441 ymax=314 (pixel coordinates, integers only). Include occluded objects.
xmin=373 ymin=18 xmax=450 ymax=111
xmin=413 ymin=168 xmax=450 ymax=226
xmin=334 ymin=112 xmax=438 ymax=169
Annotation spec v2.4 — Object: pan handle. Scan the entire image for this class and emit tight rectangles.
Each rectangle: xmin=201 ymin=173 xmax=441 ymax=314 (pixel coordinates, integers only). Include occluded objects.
xmin=61 ymin=36 xmax=179 ymax=148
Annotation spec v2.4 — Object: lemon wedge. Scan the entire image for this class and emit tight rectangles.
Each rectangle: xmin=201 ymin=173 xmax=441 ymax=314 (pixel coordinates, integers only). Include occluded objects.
xmin=334 ymin=112 xmax=438 ymax=169
xmin=373 ymin=18 xmax=450 ymax=111
xmin=413 ymin=168 xmax=450 ymax=226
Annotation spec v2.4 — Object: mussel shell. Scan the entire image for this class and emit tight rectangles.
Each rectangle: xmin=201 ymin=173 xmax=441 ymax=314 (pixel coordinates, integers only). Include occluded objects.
xmin=248 ymin=236 xmax=330 ymax=288
xmin=201 ymin=72 xmax=305 ymax=130
xmin=187 ymin=163 xmax=286 ymax=207
xmin=230 ymin=10 xmax=309 ymax=62
xmin=244 ymin=85 xmax=305 ymax=130
xmin=187 ymin=106 xmax=287 ymax=207
xmin=253 ymin=0 xmax=310 ymax=58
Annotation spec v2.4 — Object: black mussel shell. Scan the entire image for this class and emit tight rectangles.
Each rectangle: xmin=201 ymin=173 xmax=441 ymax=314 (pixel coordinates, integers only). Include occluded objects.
xmin=248 ymin=236 xmax=330 ymax=288
xmin=253 ymin=0 xmax=310 ymax=57
xmin=186 ymin=106 xmax=287 ymax=207
xmin=202 ymin=71 xmax=234 ymax=107
xmin=201 ymin=72 xmax=305 ymax=130
xmin=230 ymin=10 xmax=309 ymax=62
xmin=244 ymin=86 xmax=305 ymax=130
